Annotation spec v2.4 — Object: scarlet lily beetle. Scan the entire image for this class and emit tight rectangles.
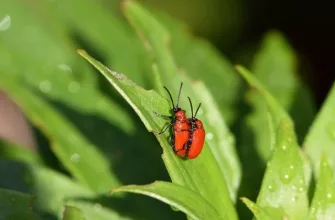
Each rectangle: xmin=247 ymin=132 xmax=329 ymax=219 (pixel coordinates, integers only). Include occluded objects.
xmin=154 ymin=83 xmax=191 ymax=157
xmin=184 ymin=97 xmax=205 ymax=159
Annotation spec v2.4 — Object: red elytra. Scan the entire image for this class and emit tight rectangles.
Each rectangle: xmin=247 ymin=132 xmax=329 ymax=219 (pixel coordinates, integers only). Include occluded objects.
xmin=154 ymin=83 xmax=191 ymax=156
xmin=183 ymin=97 xmax=205 ymax=159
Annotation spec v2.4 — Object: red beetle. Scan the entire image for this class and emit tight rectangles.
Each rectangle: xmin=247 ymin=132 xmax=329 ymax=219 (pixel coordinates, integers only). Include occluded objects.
xmin=184 ymin=97 xmax=205 ymax=159
xmin=154 ymin=83 xmax=191 ymax=156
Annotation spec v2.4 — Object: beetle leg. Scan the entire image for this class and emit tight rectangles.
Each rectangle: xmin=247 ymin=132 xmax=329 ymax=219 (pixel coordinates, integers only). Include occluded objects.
xmin=157 ymin=123 xmax=172 ymax=135
xmin=153 ymin=111 xmax=173 ymax=119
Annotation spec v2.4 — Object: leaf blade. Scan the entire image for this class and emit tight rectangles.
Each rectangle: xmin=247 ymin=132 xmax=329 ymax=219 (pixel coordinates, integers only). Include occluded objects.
xmin=309 ymin=156 xmax=335 ymax=219
xmin=304 ymin=82 xmax=335 ymax=177
xmin=237 ymin=66 xmax=309 ymax=219
xmin=111 ymin=181 xmax=222 ymax=220
xmin=78 ymin=50 xmax=237 ymax=220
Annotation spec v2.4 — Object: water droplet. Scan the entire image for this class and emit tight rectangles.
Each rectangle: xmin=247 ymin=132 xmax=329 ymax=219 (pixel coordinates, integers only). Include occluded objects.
xmin=206 ymin=133 xmax=214 ymax=140
xmin=58 ymin=64 xmax=72 ymax=73
xmin=327 ymin=193 xmax=332 ymax=199
xmin=282 ymin=145 xmax=287 ymax=150
xmin=299 ymin=187 xmax=304 ymax=192
xmin=289 ymin=165 xmax=294 ymax=170
xmin=0 ymin=15 xmax=11 ymax=31
xmin=291 ymin=196 xmax=296 ymax=202
xmin=68 ymin=81 xmax=80 ymax=93
xmin=281 ymin=172 xmax=292 ymax=184
xmin=93 ymin=203 xmax=102 ymax=211
xmin=299 ymin=179 xmax=304 ymax=184
xmin=310 ymin=207 xmax=315 ymax=214
xmin=39 ymin=80 xmax=52 ymax=93
xmin=292 ymin=185 xmax=297 ymax=190
xmin=70 ymin=153 xmax=80 ymax=163
xmin=112 ymin=71 xmax=124 ymax=79
xmin=267 ymin=185 xmax=275 ymax=192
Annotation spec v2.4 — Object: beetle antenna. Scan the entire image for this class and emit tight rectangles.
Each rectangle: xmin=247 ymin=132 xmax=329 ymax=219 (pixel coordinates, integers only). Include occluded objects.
xmin=194 ymin=103 xmax=202 ymax=118
xmin=163 ymin=86 xmax=175 ymax=109
xmin=187 ymin=97 xmax=194 ymax=118
xmin=176 ymin=83 xmax=183 ymax=109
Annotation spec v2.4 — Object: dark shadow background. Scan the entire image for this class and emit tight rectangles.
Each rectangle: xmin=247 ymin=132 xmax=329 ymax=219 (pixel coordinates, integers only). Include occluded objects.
xmin=142 ymin=0 xmax=335 ymax=106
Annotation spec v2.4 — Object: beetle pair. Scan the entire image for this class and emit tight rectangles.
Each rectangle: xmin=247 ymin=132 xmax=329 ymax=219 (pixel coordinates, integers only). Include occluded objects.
xmin=154 ymin=83 xmax=205 ymax=159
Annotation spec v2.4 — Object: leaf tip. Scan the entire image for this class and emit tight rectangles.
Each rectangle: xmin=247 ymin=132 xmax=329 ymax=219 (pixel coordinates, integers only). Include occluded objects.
xmin=77 ymin=49 xmax=87 ymax=57
xmin=234 ymin=65 xmax=250 ymax=78
xmin=121 ymin=0 xmax=132 ymax=12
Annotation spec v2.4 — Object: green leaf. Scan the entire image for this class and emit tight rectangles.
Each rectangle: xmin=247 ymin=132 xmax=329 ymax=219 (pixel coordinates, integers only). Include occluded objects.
xmin=66 ymin=201 xmax=133 ymax=220
xmin=30 ymin=166 xmax=95 ymax=217
xmin=122 ymin=0 xmax=240 ymax=206
xmin=62 ymin=206 xmax=86 ymax=220
xmin=236 ymin=66 xmax=309 ymax=219
xmin=0 ymin=159 xmax=136 ymax=219
xmin=304 ymin=82 xmax=335 ymax=177
xmin=191 ymin=82 xmax=241 ymax=201
xmin=111 ymin=181 xmax=222 ymax=220
xmin=0 ymin=77 xmax=120 ymax=192
xmin=309 ymin=156 xmax=335 ymax=219
xmin=0 ymin=188 xmax=36 ymax=220
xmin=236 ymin=31 xmax=315 ymax=217
xmin=248 ymin=30 xmax=315 ymax=161
xmin=0 ymin=0 xmax=135 ymax=133
xmin=156 ymin=13 xmax=242 ymax=124
xmin=0 ymin=139 xmax=43 ymax=165
xmin=0 ymin=159 xmax=95 ymax=218
xmin=78 ymin=50 xmax=238 ymax=220
xmin=240 ymin=197 xmax=272 ymax=219
xmin=44 ymin=0 xmax=149 ymax=86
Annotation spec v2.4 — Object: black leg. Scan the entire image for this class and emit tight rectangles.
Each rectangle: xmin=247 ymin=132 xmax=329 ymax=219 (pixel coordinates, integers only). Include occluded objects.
xmin=158 ymin=123 xmax=172 ymax=135
xmin=153 ymin=111 xmax=173 ymax=119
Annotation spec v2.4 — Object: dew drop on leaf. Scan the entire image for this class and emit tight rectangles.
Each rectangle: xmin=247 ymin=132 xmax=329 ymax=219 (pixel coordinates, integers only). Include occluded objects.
xmin=58 ymin=63 xmax=72 ymax=73
xmin=68 ymin=81 xmax=81 ymax=93
xmin=70 ymin=153 xmax=80 ymax=163
xmin=292 ymin=185 xmax=297 ymax=190
xmin=0 ymin=15 xmax=11 ymax=31
xmin=39 ymin=80 xmax=52 ymax=93
xmin=327 ymin=193 xmax=332 ymax=199
xmin=206 ymin=132 xmax=214 ymax=140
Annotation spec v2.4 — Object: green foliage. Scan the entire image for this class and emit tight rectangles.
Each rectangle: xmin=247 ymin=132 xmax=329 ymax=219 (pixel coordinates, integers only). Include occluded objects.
xmin=0 ymin=188 xmax=36 ymax=220
xmin=111 ymin=181 xmax=222 ymax=220
xmin=0 ymin=0 xmax=334 ymax=220
xmin=304 ymin=82 xmax=335 ymax=178
xmin=309 ymin=156 xmax=335 ymax=219
xmin=62 ymin=206 xmax=86 ymax=220
xmin=79 ymin=50 xmax=236 ymax=219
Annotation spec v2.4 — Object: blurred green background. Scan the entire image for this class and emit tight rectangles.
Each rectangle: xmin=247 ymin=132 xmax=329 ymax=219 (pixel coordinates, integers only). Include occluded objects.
xmin=0 ymin=0 xmax=334 ymax=219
